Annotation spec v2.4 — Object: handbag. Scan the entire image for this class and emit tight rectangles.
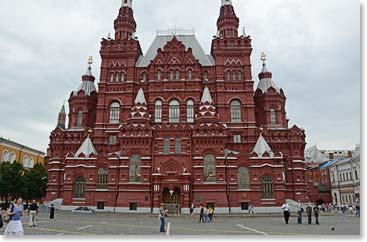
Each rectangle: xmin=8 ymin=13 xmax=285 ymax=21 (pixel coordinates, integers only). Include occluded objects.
xmin=4 ymin=205 xmax=14 ymax=223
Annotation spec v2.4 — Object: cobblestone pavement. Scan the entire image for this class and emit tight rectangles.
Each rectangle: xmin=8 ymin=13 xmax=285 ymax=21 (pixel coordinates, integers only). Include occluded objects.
xmin=0 ymin=211 xmax=360 ymax=236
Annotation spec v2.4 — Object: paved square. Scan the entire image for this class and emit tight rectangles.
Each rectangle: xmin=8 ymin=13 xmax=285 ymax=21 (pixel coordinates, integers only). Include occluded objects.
xmin=0 ymin=211 xmax=360 ymax=236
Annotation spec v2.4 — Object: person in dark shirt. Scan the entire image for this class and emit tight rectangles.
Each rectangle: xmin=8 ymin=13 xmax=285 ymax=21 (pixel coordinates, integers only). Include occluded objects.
xmin=198 ymin=204 xmax=205 ymax=223
xmin=314 ymin=204 xmax=320 ymax=225
xmin=28 ymin=200 xmax=39 ymax=227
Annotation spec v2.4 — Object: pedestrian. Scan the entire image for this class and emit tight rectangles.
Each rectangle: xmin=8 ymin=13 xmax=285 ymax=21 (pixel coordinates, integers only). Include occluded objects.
xmin=296 ymin=200 xmax=303 ymax=224
xmin=4 ymin=197 xmax=24 ymax=236
xmin=50 ymin=204 xmax=55 ymax=220
xmin=348 ymin=204 xmax=354 ymax=215
xmin=198 ymin=204 xmax=205 ymax=223
xmin=314 ymin=204 xmax=320 ymax=225
xmin=0 ymin=209 xmax=3 ymax=229
xmin=306 ymin=203 xmax=312 ymax=224
xmin=203 ymin=205 xmax=209 ymax=223
xmin=190 ymin=202 xmax=195 ymax=216
xmin=356 ymin=202 xmax=360 ymax=217
xmin=281 ymin=200 xmax=290 ymax=224
xmin=28 ymin=199 xmax=39 ymax=227
xmin=159 ymin=203 xmax=166 ymax=233
xmin=209 ymin=206 xmax=214 ymax=222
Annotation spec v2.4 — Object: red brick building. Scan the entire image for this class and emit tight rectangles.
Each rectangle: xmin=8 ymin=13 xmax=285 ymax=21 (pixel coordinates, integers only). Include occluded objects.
xmin=305 ymin=162 xmax=333 ymax=205
xmin=46 ymin=0 xmax=308 ymax=213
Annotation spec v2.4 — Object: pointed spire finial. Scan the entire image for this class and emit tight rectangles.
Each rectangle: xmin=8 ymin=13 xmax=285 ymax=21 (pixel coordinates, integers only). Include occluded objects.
xmin=88 ymin=56 xmax=93 ymax=68
xmin=121 ymin=0 xmax=132 ymax=8
xmin=221 ymin=0 xmax=233 ymax=6
xmin=261 ymin=52 xmax=267 ymax=67
xmin=107 ymin=32 xmax=111 ymax=39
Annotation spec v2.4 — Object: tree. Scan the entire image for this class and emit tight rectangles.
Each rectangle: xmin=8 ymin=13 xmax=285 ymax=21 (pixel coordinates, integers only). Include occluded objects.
xmin=0 ymin=162 xmax=24 ymax=202
xmin=23 ymin=163 xmax=48 ymax=201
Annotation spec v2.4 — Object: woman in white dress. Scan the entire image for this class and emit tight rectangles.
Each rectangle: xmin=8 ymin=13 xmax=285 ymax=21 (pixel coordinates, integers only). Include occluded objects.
xmin=5 ymin=197 xmax=24 ymax=236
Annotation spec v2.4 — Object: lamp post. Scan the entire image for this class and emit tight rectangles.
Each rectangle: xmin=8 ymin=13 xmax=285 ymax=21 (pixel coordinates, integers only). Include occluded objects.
xmin=224 ymin=149 xmax=240 ymax=214
xmin=114 ymin=151 xmax=122 ymax=213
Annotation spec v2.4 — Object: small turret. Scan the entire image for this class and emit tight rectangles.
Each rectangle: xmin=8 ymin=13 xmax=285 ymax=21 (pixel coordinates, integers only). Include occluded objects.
xmin=57 ymin=103 xmax=66 ymax=129
xmin=114 ymin=0 xmax=136 ymax=40
xmin=217 ymin=0 xmax=239 ymax=38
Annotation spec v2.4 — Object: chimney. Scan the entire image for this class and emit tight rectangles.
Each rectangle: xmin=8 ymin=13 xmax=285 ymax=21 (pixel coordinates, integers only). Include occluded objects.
xmin=329 ymin=153 xmax=334 ymax=160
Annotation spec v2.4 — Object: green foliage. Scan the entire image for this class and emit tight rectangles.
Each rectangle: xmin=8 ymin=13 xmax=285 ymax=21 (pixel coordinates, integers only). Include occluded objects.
xmin=0 ymin=162 xmax=48 ymax=201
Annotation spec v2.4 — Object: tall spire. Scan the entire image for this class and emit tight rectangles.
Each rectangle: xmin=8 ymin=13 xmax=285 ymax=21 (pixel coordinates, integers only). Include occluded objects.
xmin=257 ymin=53 xmax=281 ymax=94
xmin=57 ymin=103 xmax=66 ymax=129
xmin=115 ymin=0 xmax=136 ymax=40
xmin=217 ymin=0 xmax=239 ymax=38
xmin=74 ymin=57 xmax=97 ymax=96
xmin=121 ymin=0 xmax=132 ymax=8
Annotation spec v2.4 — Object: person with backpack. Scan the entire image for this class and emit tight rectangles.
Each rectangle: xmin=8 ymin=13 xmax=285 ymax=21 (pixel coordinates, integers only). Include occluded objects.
xmin=4 ymin=197 xmax=24 ymax=236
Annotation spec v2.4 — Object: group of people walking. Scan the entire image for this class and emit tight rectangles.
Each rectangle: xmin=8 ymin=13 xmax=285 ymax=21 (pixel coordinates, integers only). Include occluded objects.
xmin=0 ymin=198 xmax=40 ymax=236
xmin=198 ymin=204 xmax=214 ymax=223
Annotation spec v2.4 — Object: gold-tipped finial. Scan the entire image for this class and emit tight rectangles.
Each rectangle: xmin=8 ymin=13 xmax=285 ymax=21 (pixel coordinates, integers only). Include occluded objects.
xmin=261 ymin=52 xmax=266 ymax=66
xmin=259 ymin=127 xmax=264 ymax=135
xmin=88 ymin=56 xmax=93 ymax=67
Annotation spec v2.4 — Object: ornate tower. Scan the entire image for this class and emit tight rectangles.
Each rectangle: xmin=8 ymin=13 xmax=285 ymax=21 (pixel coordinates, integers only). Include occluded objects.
xmin=217 ymin=0 xmax=240 ymax=38
xmin=114 ymin=0 xmax=136 ymax=40
xmin=254 ymin=53 xmax=288 ymax=128
xmin=68 ymin=57 xmax=98 ymax=129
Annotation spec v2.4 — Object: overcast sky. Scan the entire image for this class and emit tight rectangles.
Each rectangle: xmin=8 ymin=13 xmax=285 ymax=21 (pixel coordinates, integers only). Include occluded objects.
xmin=0 ymin=0 xmax=360 ymax=152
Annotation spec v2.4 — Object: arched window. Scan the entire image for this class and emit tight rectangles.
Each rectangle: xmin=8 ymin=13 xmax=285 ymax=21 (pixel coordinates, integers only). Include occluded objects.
xmin=186 ymin=100 xmax=194 ymax=123
xmin=204 ymin=154 xmax=216 ymax=182
xmin=169 ymin=70 xmax=174 ymax=80
xmin=77 ymin=111 xmax=83 ymax=127
xmin=226 ymin=70 xmax=231 ymax=81
xmin=110 ymin=72 xmax=114 ymax=82
xmin=270 ymin=109 xmax=276 ymax=125
xmin=109 ymin=102 xmax=120 ymax=124
xmin=232 ymin=71 xmax=237 ymax=81
xmin=238 ymin=71 xmax=242 ymax=81
xmin=29 ymin=158 xmax=34 ymax=168
xmin=230 ymin=100 xmax=242 ymax=123
xmin=261 ymin=176 xmax=274 ymax=199
xmin=169 ymin=100 xmax=180 ymax=123
xmin=155 ymin=100 xmax=163 ymax=123
xmin=129 ymin=155 xmax=141 ymax=182
xmin=142 ymin=72 xmax=147 ymax=82
xmin=74 ymin=176 xmax=86 ymax=198
xmin=115 ymin=72 xmax=120 ymax=82
xmin=23 ymin=156 xmax=29 ymax=168
xmin=157 ymin=70 xmax=161 ymax=81
xmin=175 ymin=138 xmax=182 ymax=154
xmin=238 ymin=167 xmax=250 ymax=189
xmin=187 ymin=70 xmax=192 ymax=80
xmin=163 ymin=138 xmax=170 ymax=154
xmin=176 ymin=70 xmax=180 ymax=80
xmin=97 ymin=167 xmax=108 ymax=189
xmin=121 ymin=72 xmax=125 ymax=82
xmin=203 ymin=72 xmax=208 ymax=81
xmin=1 ymin=150 xmax=9 ymax=162
xmin=9 ymin=152 xmax=16 ymax=163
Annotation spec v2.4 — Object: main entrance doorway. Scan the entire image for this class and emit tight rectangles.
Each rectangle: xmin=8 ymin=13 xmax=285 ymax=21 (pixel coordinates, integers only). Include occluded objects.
xmin=162 ymin=187 xmax=181 ymax=214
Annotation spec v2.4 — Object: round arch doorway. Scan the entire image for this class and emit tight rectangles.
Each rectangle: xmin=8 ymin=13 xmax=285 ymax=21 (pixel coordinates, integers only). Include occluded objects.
xmin=162 ymin=187 xmax=181 ymax=214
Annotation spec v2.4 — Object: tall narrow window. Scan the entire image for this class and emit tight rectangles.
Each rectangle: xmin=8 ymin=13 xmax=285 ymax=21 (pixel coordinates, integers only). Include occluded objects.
xmin=187 ymin=70 xmax=192 ymax=80
xmin=129 ymin=155 xmax=141 ymax=182
xmin=23 ymin=156 xmax=29 ymax=168
xmin=115 ymin=72 xmax=120 ymax=82
xmin=238 ymin=71 xmax=242 ymax=81
xmin=109 ymin=102 xmax=120 ymax=124
xmin=74 ymin=177 xmax=86 ymax=198
xmin=355 ymin=170 xmax=358 ymax=180
xmin=226 ymin=71 xmax=231 ymax=81
xmin=233 ymin=135 xmax=241 ymax=143
xmin=175 ymin=138 xmax=182 ymax=154
xmin=238 ymin=167 xmax=250 ymax=189
xmin=9 ymin=152 xmax=16 ymax=163
xmin=187 ymin=100 xmax=194 ymax=123
xmin=110 ymin=72 xmax=114 ymax=82
xmin=204 ymin=154 xmax=216 ymax=182
xmin=157 ymin=70 xmax=161 ymax=81
xmin=29 ymin=158 xmax=34 ymax=168
xmin=163 ymin=138 xmax=170 ymax=154
xmin=270 ymin=109 xmax=276 ymax=125
xmin=155 ymin=100 xmax=162 ymax=123
xmin=97 ymin=168 xmax=108 ymax=189
xmin=169 ymin=70 xmax=174 ymax=80
xmin=169 ymin=100 xmax=180 ymax=123
xmin=203 ymin=72 xmax=208 ymax=81
xmin=77 ymin=111 xmax=83 ymax=127
xmin=232 ymin=71 xmax=236 ymax=81
xmin=121 ymin=72 xmax=125 ymax=82
xmin=142 ymin=72 xmax=147 ymax=82
xmin=261 ymin=176 xmax=274 ymax=199
xmin=230 ymin=100 xmax=242 ymax=123
xmin=176 ymin=70 xmax=180 ymax=80
xmin=1 ymin=150 xmax=9 ymax=162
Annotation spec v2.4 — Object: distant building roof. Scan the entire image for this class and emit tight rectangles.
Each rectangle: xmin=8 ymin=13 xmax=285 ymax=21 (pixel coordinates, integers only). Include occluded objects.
xmin=136 ymin=34 xmax=215 ymax=67
xmin=0 ymin=137 xmax=45 ymax=156
xmin=319 ymin=159 xmax=339 ymax=170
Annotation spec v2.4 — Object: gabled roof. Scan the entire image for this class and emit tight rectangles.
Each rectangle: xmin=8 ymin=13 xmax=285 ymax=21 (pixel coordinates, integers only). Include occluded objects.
xmin=74 ymin=81 xmax=97 ymax=96
xmin=252 ymin=134 xmax=273 ymax=157
xmin=136 ymin=35 xmax=215 ymax=67
xmin=319 ymin=159 xmax=338 ymax=170
xmin=135 ymin=88 xmax=147 ymax=105
xmin=75 ymin=136 xmax=97 ymax=158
